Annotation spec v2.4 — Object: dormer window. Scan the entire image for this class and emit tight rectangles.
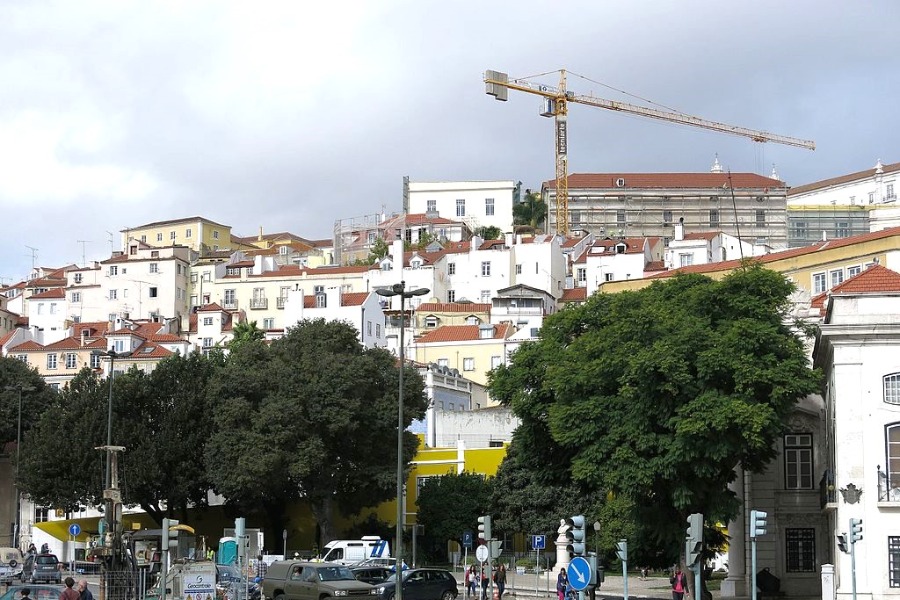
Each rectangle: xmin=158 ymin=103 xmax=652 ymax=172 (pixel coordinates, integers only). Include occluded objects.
xmin=424 ymin=316 xmax=439 ymax=328
xmin=479 ymin=325 xmax=494 ymax=339
xmin=279 ymin=245 xmax=289 ymax=256
xmin=615 ymin=243 xmax=627 ymax=254
xmin=466 ymin=316 xmax=480 ymax=325
xmin=410 ymin=257 xmax=423 ymax=269
xmin=381 ymin=258 xmax=393 ymax=272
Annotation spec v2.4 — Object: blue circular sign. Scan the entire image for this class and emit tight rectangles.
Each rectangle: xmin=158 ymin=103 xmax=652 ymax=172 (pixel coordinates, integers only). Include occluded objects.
xmin=567 ymin=556 xmax=591 ymax=591
xmin=69 ymin=524 xmax=81 ymax=537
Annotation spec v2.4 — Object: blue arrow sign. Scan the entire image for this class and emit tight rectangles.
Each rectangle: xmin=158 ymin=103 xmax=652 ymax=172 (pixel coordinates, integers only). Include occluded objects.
xmin=567 ymin=556 xmax=591 ymax=591
xmin=531 ymin=535 xmax=545 ymax=550
xmin=69 ymin=524 xmax=81 ymax=537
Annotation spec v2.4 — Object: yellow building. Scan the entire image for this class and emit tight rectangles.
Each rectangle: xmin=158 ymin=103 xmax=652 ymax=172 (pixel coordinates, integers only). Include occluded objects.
xmin=415 ymin=302 xmax=492 ymax=330
xmin=413 ymin=323 xmax=515 ymax=388
xmin=122 ymin=217 xmax=236 ymax=255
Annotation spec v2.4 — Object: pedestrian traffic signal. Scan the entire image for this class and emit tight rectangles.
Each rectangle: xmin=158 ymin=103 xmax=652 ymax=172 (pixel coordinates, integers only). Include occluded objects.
xmin=615 ymin=539 xmax=628 ymax=563
xmin=685 ymin=513 xmax=703 ymax=566
xmin=850 ymin=518 xmax=863 ymax=543
xmin=565 ymin=515 xmax=586 ymax=557
xmin=478 ymin=515 xmax=492 ymax=541
xmin=750 ymin=510 xmax=767 ymax=538
xmin=837 ymin=534 xmax=849 ymax=554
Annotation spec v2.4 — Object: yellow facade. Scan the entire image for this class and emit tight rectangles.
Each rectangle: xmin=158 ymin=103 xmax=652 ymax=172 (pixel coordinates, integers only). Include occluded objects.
xmin=124 ymin=217 xmax=234 ymax=254
xmin=413 ymin=338 xmax=512 ymax=388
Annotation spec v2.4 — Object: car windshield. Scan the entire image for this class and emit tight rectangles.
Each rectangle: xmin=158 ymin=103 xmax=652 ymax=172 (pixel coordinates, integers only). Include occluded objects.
xmin=316 ymin=566 xmax=356 ymax=581
xmin=0 ymin=587 xmax=63 ymax=600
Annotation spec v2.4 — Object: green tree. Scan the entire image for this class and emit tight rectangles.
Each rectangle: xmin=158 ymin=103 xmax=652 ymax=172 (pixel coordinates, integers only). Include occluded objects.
xmin=416 ymin=471 xmax=493 ymax=560
xmin=474 ymin=226 xmax=502 ymax=241
xmin=0 ymin=356 xmax=55 ymax=446
xmin=490 ymin=266 xmax=820 ymax=565
xmin=205 ymin=319 xmax=428 ymax=547
xmin=512 ymin=191 xmax=547 ymax=231
xmin=229 ymin=320 xmax=266 ymax=353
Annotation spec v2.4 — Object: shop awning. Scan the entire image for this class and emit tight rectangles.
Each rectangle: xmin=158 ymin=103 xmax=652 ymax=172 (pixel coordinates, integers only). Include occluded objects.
xmin=35 ymin=513 xmax=160 ymax=542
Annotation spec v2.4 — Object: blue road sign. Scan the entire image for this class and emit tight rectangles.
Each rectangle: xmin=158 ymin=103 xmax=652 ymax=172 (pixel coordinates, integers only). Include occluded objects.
xmin=567 ymin=556 xmax=591 ymax=591
xmin=463 ymin=531 xmax=474 ymax=549
xmin=69 ymin=524 xmax=81 ymax=537
xmin=531 ymin=535 xmax=546 ymax=550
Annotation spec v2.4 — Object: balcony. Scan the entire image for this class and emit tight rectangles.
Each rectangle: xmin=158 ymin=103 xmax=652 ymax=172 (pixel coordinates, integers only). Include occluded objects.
xmin=250 ymin=298 xmax=268 ymax=310
xmin=277 ymin=297 xmax=287 ymax=309
xmin=223 ymin=299 xmax=239 ymax=310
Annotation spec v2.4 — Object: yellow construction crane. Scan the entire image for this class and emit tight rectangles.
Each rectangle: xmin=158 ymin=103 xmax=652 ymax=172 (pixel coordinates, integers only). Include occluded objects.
xmin=484 ymin=69 xmax=816 ymax=236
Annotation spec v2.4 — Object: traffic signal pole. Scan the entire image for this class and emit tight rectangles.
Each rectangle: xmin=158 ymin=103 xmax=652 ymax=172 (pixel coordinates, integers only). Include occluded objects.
xmin=849 ymin=518 xmax=863 ymax=600
xmin=749 ymin=510 xmax=768 ymax=600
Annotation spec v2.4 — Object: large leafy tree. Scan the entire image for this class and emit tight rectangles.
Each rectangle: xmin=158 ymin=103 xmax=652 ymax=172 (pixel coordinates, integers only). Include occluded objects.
xmin=205 ymin=318 xmax=428 ymax=547
xmin=229 ymin=320 xmax=266 ymax=354
xmin=490 ymin=266 xmax=820 ymax=563
xmin=0 ymin=356 xmax=55 ymax=446
xmin=416 ymin=471 xmax=493 ymax=560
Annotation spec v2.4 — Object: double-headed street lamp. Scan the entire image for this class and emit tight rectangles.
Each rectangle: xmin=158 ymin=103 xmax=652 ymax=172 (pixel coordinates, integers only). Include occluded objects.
xmin=5 ymin=383 xmax=35 ymax=549
xmin=374 ymin=281 xmax=429 ymax=593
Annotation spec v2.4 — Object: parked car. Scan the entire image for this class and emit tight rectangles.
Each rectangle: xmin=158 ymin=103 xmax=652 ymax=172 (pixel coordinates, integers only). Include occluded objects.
xmin=261 ymin=560 xmax=376 ymax=600
xmin=0 ymin=547 xmax=24 ymax=583
xmin=25 ymin=554 xmax=62 ymax=584
xmin=351 ymin=566 xmax=393 ymax=585
xmin=0 ymin=585 xmax=65 ymax=600
xmin=375 ymin=568 xmax=458 ymax=600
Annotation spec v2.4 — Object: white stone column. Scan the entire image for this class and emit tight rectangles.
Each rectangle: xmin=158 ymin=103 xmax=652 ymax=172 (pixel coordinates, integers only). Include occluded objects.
xmin=821 ymin=563 xmax=835 ymax=600
xmin=721 ymin=468 xmax=748 ymax=597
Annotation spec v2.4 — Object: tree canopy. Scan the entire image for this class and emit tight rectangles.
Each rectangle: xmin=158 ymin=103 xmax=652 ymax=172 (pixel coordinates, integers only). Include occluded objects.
xmin=416 ymin=471 xmax=493 ymax=560
xmin=229 ymin=320 xmax=266 ymax=353
xmin=512 ymin=191 xmax=547 ymax=231
xmin=489 ymin=266 xmax=820 ymax=561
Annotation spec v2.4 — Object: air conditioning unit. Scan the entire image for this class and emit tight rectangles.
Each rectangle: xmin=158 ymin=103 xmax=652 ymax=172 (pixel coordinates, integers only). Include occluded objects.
xmin=615 ymin=178 xmax=626 ymax=187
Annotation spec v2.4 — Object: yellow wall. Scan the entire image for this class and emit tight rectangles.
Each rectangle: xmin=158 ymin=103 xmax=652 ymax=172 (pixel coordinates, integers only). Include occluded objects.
xmin=126 ymin=218 xmax=233 ymax=254
xmin=414 ymin=339 xmax=509 ymax=387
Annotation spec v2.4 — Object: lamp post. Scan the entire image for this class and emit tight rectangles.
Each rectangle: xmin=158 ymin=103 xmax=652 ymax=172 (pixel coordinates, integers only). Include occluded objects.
xmin=5 ymin=383 xmax=35 ymax=549
xmin=93 ymin=349 xmax=131 ymax=488
xmin=375 ymin=281 xmax=429 ymax=599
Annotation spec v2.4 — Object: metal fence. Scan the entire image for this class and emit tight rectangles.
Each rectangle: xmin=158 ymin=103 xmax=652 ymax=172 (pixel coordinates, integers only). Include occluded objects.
xmin=93 ymin=569 xmax=151 ymax=600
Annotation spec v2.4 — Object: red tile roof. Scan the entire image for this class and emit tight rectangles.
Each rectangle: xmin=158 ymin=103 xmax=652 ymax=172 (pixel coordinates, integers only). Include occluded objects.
xmin=416 ymin=323 xmax=513 ymax=343
xmin=29 ymin=288 xmax=66 ymax=300
xmin=645 ymin=260 xmax=665 ymax=272
xmin=341 ymin=292 xmax=369 ymax=307
xmin=8 ymin=340 xmax=44 ymax=352
xmin=544 ymin=173 xmax=784 ymax=190
xmin=197 ymin=303 xmax=226 ymax=312
xmin=683 ymin=231 xmax=721 ymax=241
xmin=560 ymin=287 xmax=587 ymax=303
xmin=0 ymin=331 xmax=17 ymax=347
xmin=418 ymin=302 xmax=491 ymax=313
xmin=829 ymin=264 xmax=900 ymax=296
xmin=789 ymin=161 xmax=900 ymax=196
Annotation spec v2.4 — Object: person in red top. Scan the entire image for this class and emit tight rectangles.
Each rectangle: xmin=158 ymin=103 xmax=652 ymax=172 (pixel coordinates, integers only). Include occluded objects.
xmin=60 ymin=577 xmax=80 ymax=600
xmin=670 ymin=567 xmax=690 ymax=600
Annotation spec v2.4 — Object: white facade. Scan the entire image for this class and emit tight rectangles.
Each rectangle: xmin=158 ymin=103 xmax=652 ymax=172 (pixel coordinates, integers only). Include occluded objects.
xmin=406 ymin=180 xmax=517 ymax=234
xmin=664 ymin=224 xmax=757 ymax=271
xmin=282 ymin=288 xmax=386 ymax=348
xmin=788 ymin=159 xmax=898 ymax=208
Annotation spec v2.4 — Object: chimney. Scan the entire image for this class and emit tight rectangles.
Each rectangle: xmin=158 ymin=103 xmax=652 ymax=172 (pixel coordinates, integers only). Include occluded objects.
xmin=675 ymin=217 xmax=685 ymax=242
xmin=258 ymin=226 xmax=263 ymax=241
xmin=470 ymin=235 xmax=483 ymax=252
xmin=504 ymin=232 xmax=513 ymax=247
xmin=391 ymin=239 xmax=404 ymax=265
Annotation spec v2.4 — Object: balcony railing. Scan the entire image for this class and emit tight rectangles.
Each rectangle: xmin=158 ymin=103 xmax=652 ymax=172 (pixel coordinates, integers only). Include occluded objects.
xmin=223 ymin=299 xmax=239 ymax=310
xmin=250 ymin=298 xmax=268 ymax=310
xmin=276 ymin=297 xmax=287 ymax=309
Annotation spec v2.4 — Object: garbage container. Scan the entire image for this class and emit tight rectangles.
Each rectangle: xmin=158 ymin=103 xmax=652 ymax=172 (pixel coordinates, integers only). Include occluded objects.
xmin=756 ymin=568 xmax=781 ymax=594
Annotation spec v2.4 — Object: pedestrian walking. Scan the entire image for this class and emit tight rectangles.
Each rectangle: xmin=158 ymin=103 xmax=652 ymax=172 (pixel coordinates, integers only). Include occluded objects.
xmin=494 ymin=564 xmax=506 ymax=599
xmin=256 ymin=555 xmax=268 ymax=579
xmin=480 ymin=563 xmax=489 ymax=600
xmin=670 ymin=567 xmax=690 ymax=600
xmin=60 ymin=577 xmax=80 ymax=600
xmin=466 ymin=565 xmax=477 ymax=598
xmin=556 ymin=568 xmax=568 ymax=600
xmin=77 ymin=579 xmax=94 ymax=600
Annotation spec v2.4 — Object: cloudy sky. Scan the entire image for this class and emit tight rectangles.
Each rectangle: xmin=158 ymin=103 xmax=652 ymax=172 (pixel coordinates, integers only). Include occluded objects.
xmin=0 ymin=0 xmax=896 ymax=282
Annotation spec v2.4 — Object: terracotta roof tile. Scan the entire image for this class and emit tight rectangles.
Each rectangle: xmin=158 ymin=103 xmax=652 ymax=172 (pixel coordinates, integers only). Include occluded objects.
xmin=197 ymin=303 xmax=226 ymax=312
xmin=416 ymin=323 xmax=513 ymax=344
xmin=810 ymin=292 xmax=827 ymax=310
xmin=645 ymin=260 xmax=665 ymax=271
xmin=545 ymin=172 xmax=784 ymax=190
xmin=8 ymin=340 xmax=44 ymax=352
xmin=418 ymin=302 xmax=491 ymax=313
xmin=341 ymin=292 xmax=369 ymax=307
xmin=829 ymin=264 xmax=900 ymax=296
xmin=29 ymin=288 xmax=66 ymax=300
xmin=788 ymin=161 xmax=900 ymax=196
xmin=683 ymin=231 xmax=721 ymax=241
xmin=0 ymin=331 xmax=16 ymax=347
xmin=560 ymin=287 xmax=587 ymax=303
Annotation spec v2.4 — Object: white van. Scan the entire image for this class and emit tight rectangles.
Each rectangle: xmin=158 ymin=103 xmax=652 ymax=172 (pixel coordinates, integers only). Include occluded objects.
xmin=320 ymin=536 xmax=390 ymax=565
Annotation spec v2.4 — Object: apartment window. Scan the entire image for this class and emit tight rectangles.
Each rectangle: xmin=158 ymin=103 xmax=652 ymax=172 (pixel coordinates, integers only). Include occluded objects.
xmin=150 ymin=263 xmax=159 ymax=273
xmin=191 ymin=273 xmax=198 ymax=283
xmin=709 ymin=209 xmax=719 ymax=227
xmin=812 ymin=273 xmax=826 ymax=294
xmin=886 ymin=374 xmax=900 ymax=405
xmin=114 ymin=340 xmax=125 ymax=353
xmin=485 ymin=197 xmax=495 ymax=216
xmin=34 ymin=507 xmax=49 ymax=523
xmin=891 ymin=537 xmax=900 ymax=587
xmin=74 ymin=273 xmax=82 ymax=284
xmin=616 ymin=209 xmax=626 ymax=225
xmin=605 ymin=273 xmax=614 ymax=282
xmin=186 ymin=228 xmax=192 ymax=238
xmin=447 ymin=290 xmax=456 ymax=302
xmin=679 ymin=254 xmax=693 ymax=267
xmin=202 ymin=272 xmax=211 ymax=282
xmin=785 ymin=528 xmax=815 ymax=573
xmin=109 ymin=266 xmax=118 ymax=276
xmin=663 ymin=210 xmax=673 ymax=224
xmin=202 ymin=337 xmax=213 ymax=348
xmin=427 ymin=199 xmax=436 ymax=212
xmin=448 ymin=263 xmax=456 ymax=275
xmin=109 ymin=290 xmax=117 ymax=300
xmin=847 ymin=265 xmax=861 ymax=277
xmin=170 ymin=231 xmax=176 ymax=240
xmin=870 ymin=191 xmax=876 ymax=204
xmin=481 ymin=261 xmax=491 ymax=276
xmin=456 ymin=199 xmax=466 ymax=217
xmin=263 ymin=318 xmax=275 ymax=329
xmin=315 ymin=294 xmax=327 ymax=308
xmin=784 ymin=433 xmax=813 ymax=489
xmin=47 ymin=354 xmax=57 ymax=370
xmin=835 ymin=222 xmax=850 ymax=238
xmin=491 ymin=355 xmax=502 ymax=369
xmin=437 ymin=358 xmax=448 ymax=367
xmin=570 ymin=210 xmax=582 ymax=225
xmin=157 ymin=233 xmax=163 ymax=242
xmin=140 ymin=235 xmax=147 ymax=243
xmin=888 ymin=183 xmax=896 ymax=200
xmin=367 ymin=321 xmax=372 ymax=336
xmin=756 ymin=209 xmax=765 ymax=227
xmin=65 ymin=353 xmax=77 ymax=369
xmin=71 ymin=292 xmax=81 ymax=303
xmin=424 ymin=316 xmax=438 ymax=328
xmin=463 ymin=357 xmax=475 ymax=371
xmin=149 ymin=287 xmax=158 ymax=298
xmin=577 ymin=268 xmax=586 ymax=283
xmin=480 ymin=290 xmax=491 ymax=303
xmin=213 ymin=230 xmax=220 ymax=239
xmin=314 ymin=285 xmax=325 ymax=294
xmin=15 ymin=355 xmax=27 ymax=364
xmin=830 ymin=269 xmax=844 ymax=288
xmin=375 ymin=323 xmax=381 ymax=337
xmin=515 ymin=264 xmax=522 ymax=275
xmin=203 ymin=317 xmax=214 ymax=326
xmin=90 ymin=353 xmax=101 ymax=369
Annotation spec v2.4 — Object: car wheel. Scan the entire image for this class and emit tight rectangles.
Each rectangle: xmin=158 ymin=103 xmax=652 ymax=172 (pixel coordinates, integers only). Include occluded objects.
xmin=274 ymin=593 xmax=285 ymax=600
xmin=389 ymin=594 xmax=396 ymax=600
xmin=441 ymin=591 xmax=456 ymax=600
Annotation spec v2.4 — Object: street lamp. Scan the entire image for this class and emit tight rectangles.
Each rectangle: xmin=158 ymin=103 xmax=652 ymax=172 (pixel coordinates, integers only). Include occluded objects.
xmin=5 ymin=383 xmax=35 ymax=549
xmin=374 ymin=281 xmax=429 ymax=595
xmin=92 ymin=349 xmax=132 ymax=488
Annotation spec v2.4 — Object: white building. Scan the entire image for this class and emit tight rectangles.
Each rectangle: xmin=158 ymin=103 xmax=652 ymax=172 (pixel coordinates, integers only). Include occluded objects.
xmin=405 ymin=179 xmax=517 ymax=234
xmin=282 ymin=288 xmax=386 ymax=348
xmin=664 ymin=220 xmax=757 ymax=271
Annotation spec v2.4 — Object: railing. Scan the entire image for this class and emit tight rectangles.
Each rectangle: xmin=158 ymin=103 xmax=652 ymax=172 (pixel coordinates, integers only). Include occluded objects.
xmin=250 ymin=298 xmax=268 ymax=309
xmin=223 ymin=299 xmax=239 ymax=310
xmin=820 ymin=469 xmax=836 ymax=508
xmin=277 ymin=296 xmax=287 ymax=309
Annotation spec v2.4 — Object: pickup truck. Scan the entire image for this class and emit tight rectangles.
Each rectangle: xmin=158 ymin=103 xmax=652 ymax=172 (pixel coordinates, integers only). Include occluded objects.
xmin=261 ymin=561 xmax=376 ymax=600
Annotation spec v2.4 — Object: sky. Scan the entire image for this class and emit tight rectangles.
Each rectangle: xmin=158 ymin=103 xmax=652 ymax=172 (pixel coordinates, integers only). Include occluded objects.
xmin=0 ymin=0 xmax=897 ymax=282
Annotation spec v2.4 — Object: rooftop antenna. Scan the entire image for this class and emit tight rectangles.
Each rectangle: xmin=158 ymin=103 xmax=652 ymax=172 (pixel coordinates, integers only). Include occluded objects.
xmin=25 ymin=246 xmax=39 ymax=271
xmin=76 ymin=240 xmax=91 ymax=266
xmin=106 ymin=231 xmax=115 ymax=255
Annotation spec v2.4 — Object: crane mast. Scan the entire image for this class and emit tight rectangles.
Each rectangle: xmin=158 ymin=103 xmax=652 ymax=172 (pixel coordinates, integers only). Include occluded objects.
xmin=484 ymin=69 xmax=816 ymax=236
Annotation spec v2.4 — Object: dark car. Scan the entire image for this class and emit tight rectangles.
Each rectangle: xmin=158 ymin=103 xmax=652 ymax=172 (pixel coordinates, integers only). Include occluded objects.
xmin=25 ymin=554 xmax=61 ymax=584
xmin=375 ymin=568 xmax=457 ymax=600
xmin=351 ymin=567 xmax=393 ymax=585
xmin=0 ymin=585 xmax=65 ymax=600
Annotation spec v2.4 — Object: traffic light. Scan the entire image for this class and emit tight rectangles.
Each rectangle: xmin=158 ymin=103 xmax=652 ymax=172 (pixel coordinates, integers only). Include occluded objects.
xmin=615 ymin=539 xmax=628 ymax=563
xmin=477 ymin=515 xmax=492 ymax=541
xmin=163 ymin=518 xmax=180 ymax=549
xmin=750 ymin=510 xmax=767 ymax=539
xmin=489 ymin=540 xmax=502 ymax=558
xmin=685 ymin=513 xmax=703 ymax=566
xmin=565 ymin=515 xmax=586 ymax=557
xmin=837 ymin=534 xmax=849 ymax=554
xmin=850 ymin=518 xmax=863 ymax=543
